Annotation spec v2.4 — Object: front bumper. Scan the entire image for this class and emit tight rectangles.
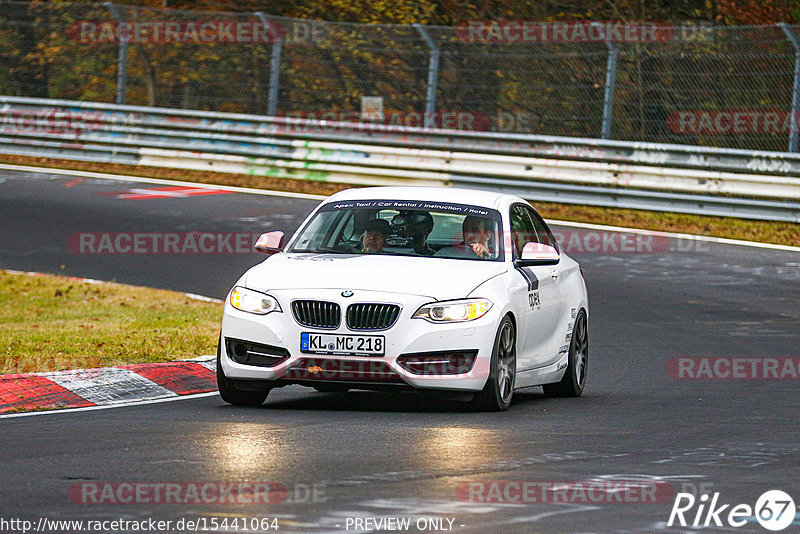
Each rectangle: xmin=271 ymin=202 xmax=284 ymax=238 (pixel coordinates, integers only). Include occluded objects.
xmin=220 ymin=288 xmax=499 ymax=391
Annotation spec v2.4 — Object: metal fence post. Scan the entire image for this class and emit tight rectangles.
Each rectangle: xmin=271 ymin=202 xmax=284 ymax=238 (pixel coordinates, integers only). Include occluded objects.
xmin=591 ymin=22 xmax=618 ymax=140
xmin=601 ymin=42 xmax=618 ymax=139
xmin=414 ymin=24 xmax=440 ymax=129
xmin=779 ymin=23 xmax=800 ymax=153
xmin=104 ymin=2 xmax=128 ymax=105
xmin=256 ymin=13 xmax=282 ymax=117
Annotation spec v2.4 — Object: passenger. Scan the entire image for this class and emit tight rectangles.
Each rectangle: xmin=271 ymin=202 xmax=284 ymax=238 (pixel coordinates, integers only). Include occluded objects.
xmin=401 ymin=211 xmax=435 ymax=256
xmin=361 ymin=218 xmax=391 ymax=253
xmin=435 ymin=215 xmax=496 ymax=259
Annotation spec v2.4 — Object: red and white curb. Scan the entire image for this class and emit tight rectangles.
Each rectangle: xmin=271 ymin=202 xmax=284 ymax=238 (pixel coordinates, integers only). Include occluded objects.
xmin=0 ymin=356 xmax=217 ymax=415
xmin=1 ymin=270 xmax=223 ymax=416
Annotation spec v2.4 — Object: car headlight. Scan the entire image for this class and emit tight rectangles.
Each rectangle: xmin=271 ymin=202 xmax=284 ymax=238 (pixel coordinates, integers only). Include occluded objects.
xmin=229 ymin=286 xmax=281 ymax=315
xmin=412 ymin=298 xmax=493 ymax=323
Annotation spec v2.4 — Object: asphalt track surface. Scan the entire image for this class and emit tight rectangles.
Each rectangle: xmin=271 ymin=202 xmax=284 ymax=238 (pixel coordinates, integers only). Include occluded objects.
xmin=1 ymin=168 xmax=799 ymax=533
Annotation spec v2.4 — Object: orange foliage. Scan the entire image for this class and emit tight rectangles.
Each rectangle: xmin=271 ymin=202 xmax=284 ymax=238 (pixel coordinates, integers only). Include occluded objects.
xmin=715 ymin=0 xmax=794 ymax=24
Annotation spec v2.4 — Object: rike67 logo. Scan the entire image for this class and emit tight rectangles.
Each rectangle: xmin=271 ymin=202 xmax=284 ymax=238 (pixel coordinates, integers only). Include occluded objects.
xmin=668 ymin=490 xmax=796 ymax=531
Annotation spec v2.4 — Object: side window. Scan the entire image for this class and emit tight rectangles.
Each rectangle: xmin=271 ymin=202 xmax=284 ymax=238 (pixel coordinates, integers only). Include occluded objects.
xmin=509 ymin=205 xmax=538 ymax=258
xmin=527 ymin=207 xmax=559 ymax=253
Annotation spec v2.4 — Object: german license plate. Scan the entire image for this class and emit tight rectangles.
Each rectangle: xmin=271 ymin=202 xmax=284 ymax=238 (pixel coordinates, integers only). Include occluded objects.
xmin=300 ymin=332 xmax=385 ymax=356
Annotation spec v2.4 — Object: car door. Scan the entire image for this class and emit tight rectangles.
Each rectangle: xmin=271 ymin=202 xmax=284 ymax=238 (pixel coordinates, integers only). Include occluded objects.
xmin=509 ymin=204 xmax=564 ymax=371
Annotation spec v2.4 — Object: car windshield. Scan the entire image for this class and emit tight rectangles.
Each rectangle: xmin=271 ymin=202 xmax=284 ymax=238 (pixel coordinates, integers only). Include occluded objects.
xmin=289 ymin=200 xmax=504 ymax=261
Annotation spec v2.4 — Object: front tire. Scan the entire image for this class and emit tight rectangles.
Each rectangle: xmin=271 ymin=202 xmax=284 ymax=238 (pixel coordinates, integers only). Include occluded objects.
xmin=472 ymin=316 xmax=516 ymax=411
xmin=216 ymin=340 xmax=271 ymax=406
xmin=543 ymin=310 xmax=588 ymax=397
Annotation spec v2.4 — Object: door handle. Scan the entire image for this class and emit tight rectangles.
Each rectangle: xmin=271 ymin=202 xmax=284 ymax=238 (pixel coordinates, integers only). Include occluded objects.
xmin=551 ymin=268 xmax=560 ymax=280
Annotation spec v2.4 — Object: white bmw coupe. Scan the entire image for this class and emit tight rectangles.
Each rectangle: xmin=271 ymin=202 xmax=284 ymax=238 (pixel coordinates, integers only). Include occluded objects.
xmin=218 ymin=187 xmax=588 ymax=411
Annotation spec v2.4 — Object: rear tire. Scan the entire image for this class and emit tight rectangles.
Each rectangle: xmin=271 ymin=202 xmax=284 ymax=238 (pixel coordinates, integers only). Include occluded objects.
xmin=543 ymin=310 xmax=588 ymax=398
xmin=216 ymin=339 xmax=271 ymax=406
xmin=471 ymin=316 xmax=516 ymax=411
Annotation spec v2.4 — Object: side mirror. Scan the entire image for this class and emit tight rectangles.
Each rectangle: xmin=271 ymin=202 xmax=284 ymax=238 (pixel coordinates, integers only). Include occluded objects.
xmin=254 ymin=231 xmax=285 ymax=255
xmin=517 ymin=242 xmax=559 ymax=266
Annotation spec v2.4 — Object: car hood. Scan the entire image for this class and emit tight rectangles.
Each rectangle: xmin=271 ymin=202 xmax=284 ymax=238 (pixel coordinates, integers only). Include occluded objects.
xmin=245 ymin=253 xmax=507 ymax=301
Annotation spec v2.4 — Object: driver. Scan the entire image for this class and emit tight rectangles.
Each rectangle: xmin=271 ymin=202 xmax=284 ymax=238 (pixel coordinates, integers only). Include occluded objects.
xmin=435 ymin=215 xmax=495 ymax=259
xmin=401 ymin=210 xmax=435 ymax=256
xmin=361 ymin=218 xmax=391 ymax=253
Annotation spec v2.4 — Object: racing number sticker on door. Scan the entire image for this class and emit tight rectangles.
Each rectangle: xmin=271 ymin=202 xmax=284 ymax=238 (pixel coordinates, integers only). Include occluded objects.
xmin=528 ymin=290 xmax=541 ymax=310
xmin=517 ymin=266 xmax=541 ymax=311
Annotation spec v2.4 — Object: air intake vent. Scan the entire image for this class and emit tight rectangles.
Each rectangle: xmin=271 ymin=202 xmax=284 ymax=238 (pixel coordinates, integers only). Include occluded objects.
xmin=346 ymin=303 xmax=400 ymax=331
xmin=292 ymin=300 xmax=341 ymax=329
xmin=225 ymin=339 xmax=290 ymax=368
xmin=282 ymin=358 xmax=403 ymax=383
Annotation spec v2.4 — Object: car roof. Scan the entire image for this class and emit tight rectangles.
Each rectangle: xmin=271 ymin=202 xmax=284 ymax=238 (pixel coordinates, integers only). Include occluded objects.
xmin=326 ymin=186 xmax=525 ymax=211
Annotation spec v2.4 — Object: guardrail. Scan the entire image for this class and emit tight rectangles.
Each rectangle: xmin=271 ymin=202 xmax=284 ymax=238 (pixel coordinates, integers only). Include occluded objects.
xmin=1 ymin=95 xmax=799 ymax=222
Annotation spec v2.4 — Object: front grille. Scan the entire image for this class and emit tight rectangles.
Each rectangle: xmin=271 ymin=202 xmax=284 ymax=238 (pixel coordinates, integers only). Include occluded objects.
xmin=292 ymin=300 xmax=341 ymax=329
xmin=346 ymin=303 xmax=401 ymax=330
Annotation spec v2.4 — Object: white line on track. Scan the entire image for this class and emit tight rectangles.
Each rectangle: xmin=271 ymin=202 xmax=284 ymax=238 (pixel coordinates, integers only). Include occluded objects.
xmin=2 ymin=269 xmax=223 ymax=303
xmin=2 ymin=162 xmax=797 ymax=252
xmin=0 ymin=391 xmax=220 ymax=419
xmin=0 ymin=163 xmax=327 ymax=200
xmin=547 ymin=218 xmax=800 ymax=253
xmin=184 ymin=293 xmax=223 ymax=303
